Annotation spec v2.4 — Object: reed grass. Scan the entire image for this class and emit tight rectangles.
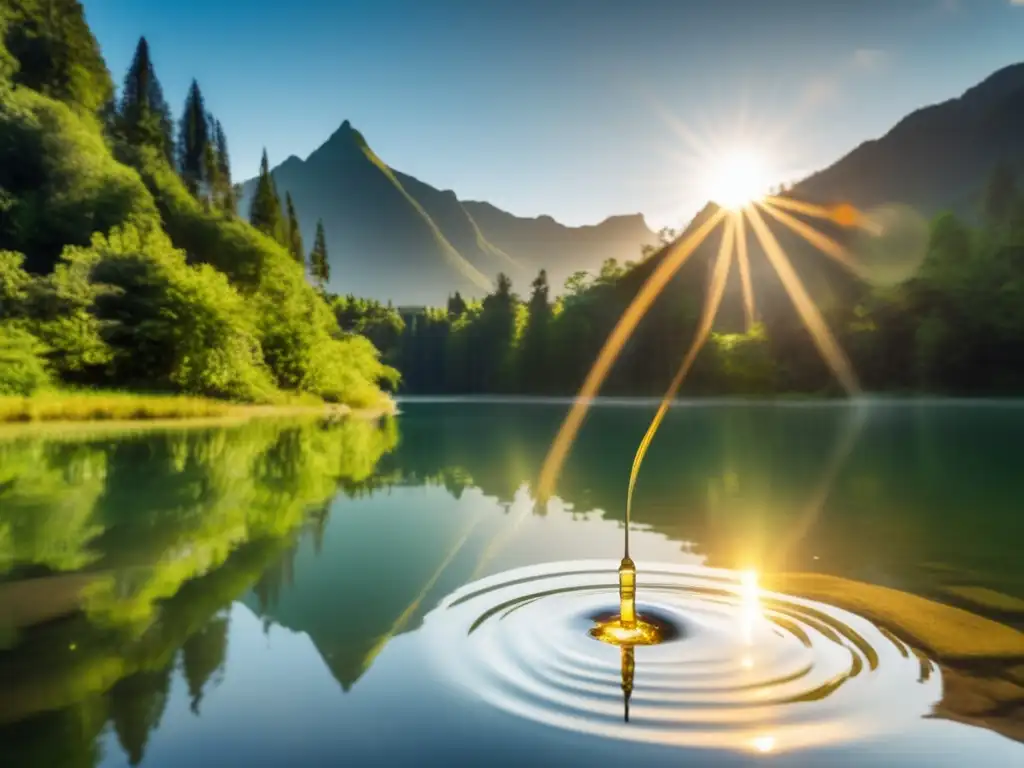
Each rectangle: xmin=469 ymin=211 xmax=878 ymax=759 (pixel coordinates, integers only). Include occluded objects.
xmin=0 ymin=391 xmax=236 ymax=423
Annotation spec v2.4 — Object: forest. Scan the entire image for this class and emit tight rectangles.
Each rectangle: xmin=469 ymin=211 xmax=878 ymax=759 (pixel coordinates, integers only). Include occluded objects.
xmin=4 ymin=2 xmax=1024 ymax=404
xmin=0 ymin=1 xmax=395 ymax=407
xmin=341 ymin=166 xmax=1024 ymax=397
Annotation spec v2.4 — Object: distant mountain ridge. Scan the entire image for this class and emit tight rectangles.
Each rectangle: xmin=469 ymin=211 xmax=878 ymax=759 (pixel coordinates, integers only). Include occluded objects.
xmin=238 ymin=121 xmax=657 ymax=305
xmin=630 ymin=61 xmax=1024 ymax=332
xmin=795 ymin=62 xmax=1024 ymax=215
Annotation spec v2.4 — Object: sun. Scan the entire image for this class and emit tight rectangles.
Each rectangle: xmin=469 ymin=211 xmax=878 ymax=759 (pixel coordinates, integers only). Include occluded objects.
xmin=706 ymin=148 xmax=771 ymax=210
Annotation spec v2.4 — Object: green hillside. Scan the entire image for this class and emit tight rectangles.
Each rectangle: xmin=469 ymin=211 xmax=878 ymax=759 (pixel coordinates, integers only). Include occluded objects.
xmin=0 ymin=7 xmax=394 ymax=406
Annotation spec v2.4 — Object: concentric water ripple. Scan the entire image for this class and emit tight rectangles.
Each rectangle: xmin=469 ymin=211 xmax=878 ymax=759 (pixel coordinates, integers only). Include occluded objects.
xmin=423 ymin=560 xmax=942 ymax=754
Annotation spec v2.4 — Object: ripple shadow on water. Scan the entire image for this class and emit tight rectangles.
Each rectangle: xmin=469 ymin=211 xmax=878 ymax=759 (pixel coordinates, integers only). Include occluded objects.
xmin=422 ymin=560 xmax=943 ymax=756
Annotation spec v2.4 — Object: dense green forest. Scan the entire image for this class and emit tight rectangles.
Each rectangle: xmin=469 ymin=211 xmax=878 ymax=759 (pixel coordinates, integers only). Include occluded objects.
xmin=341 ymin=169 xmax=1024 ymax=396
xmin=0 ymin=2 xmax=395 ymax=406
xmin=4 ymin=3 xmax=1024 ymax=403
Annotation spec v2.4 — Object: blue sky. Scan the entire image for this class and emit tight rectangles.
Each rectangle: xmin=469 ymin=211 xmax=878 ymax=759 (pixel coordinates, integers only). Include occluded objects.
xmin=83 ymin=0 xmax=1024 ymax=229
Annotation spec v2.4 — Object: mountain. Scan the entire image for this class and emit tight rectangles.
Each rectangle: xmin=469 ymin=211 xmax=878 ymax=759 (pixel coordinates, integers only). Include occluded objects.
xmin=633 ymin=62 xmax=1024 ymax=332
xmin=795 ymin=62 xmax=1024 ymax=216
xmin=238 ymin=121 xmax=657 ymax=306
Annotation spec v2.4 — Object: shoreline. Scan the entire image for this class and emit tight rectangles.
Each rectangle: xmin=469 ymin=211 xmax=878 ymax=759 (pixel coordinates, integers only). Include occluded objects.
xmin=0 ymin=396 xmax=396 ymax=438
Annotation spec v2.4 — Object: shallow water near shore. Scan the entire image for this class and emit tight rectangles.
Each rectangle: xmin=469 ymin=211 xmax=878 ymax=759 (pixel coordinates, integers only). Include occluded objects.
xmin=1 ymin=400 xmax=1023 ymax=766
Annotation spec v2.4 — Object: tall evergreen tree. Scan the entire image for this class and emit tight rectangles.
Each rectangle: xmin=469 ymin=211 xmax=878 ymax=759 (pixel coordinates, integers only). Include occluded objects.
xmin=521 ymin=270 xmax=553 ymax=392
xmin=309 ymin=219 xmax=330 ymax=289
xmin=214 ymin=120 xmax=235 ymax=213
xmin=447 ymin=291 xmax=467 ymax=318
xmin=115 ymin=37 xmax=174 ymax=161
xmin=202 ymin=142 xmax=220 ymax=210
xmin=249 ymin=149 xmax=284 ymax=241
xmin=177 ymin=80 xmax=211 ymax=196
xmin=285 ymin=193 xmax=304 ymax=265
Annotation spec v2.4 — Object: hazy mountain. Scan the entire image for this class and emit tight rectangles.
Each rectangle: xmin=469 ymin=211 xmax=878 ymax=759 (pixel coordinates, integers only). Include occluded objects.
xmin=238 ymin=121 xmax=657 ymax=306
xmin=634 ymin=62 xmax=1024 ymax=331
xmin=796 ymin=62 xmax=1024 ymax=216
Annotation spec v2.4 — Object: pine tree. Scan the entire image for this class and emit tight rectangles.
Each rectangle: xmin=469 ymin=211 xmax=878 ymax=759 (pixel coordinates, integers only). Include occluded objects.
xmin=309 ymin=219 xmax=330 ymax=289
xmin=249 ymin=149 xmax=284 ymax=241
xmin=116 ymin=37 xmax=174 ymax=161
xmin=202 ymin=142 xmax=220 ymax=210
xmin=447 ymin=291 xmax=467 ymax=317
xmin=285 ymin=193 xmax=304 ymax=265
xmin=521 ymin=269 xmax=552 ymax=392
xmin=214 ymin=120 xmax=235 ymax=213
xmin=178 ymin=80 xmax=211 ymax=196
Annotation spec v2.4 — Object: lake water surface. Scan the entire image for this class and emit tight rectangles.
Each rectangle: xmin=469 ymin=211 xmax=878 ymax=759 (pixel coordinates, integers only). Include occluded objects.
xmin=1 ymin=400 xmax=1023 ymax=766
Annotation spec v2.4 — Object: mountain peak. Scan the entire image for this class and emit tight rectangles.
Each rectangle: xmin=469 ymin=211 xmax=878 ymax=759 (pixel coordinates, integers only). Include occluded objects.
xmin=327 ymin=119 xmax=368 ymax=148
xmin=598 ymin=212 xmax=650 ymax=230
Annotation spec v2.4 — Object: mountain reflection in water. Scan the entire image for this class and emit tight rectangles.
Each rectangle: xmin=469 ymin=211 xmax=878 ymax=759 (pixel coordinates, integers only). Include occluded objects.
xmin=1 ymin=400 xmax=1023 ymax=766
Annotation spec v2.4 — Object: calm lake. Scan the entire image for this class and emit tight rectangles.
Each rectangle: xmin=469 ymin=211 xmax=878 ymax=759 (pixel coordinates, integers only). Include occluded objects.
xmin=1 ymin=399 xmax=1023 ymax=766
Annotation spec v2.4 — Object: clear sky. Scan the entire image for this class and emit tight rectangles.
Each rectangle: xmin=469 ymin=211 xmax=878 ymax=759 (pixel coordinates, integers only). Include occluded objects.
xmin=83 ymin=0 xmax=1024 ymax=229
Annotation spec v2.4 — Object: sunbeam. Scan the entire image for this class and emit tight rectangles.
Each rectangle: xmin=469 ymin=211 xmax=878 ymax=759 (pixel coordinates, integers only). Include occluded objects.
xmin=747 ymin=203 xmax=860 ymax=395
xmin=624 ymin=215 xmax=738 ymax=545
xmin=760 ymin=199 xmax=867 ymax=278
xmin=535 ymin=207 xmax=728 ymax=502
xmin=763 ymin=195 xmax=880 ymax=235
xmin=735 ymin=213 xmax=756 ymax=331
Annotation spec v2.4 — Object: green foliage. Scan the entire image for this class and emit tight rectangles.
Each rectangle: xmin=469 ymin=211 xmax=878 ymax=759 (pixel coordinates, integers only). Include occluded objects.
xmin=0 ymin=87 xmax=160 ymax=272
xmin=395 ymin=181 xmax=1024 ymax=397
xmin=520 ymin=269 xmax=552 ymax=390
xmin=0 ymin=13 xmax=392 ymax=409
xmin=212 ymin=120 xmax=234 ymax=213
xmin=446 ymin=291 xmax=466 ymax=318
xmin=176 ymin=79 xmax=210 ymax=196
xmin=3 ymin=0 xmax=114 ymax=113
xmin=332 ymin=294 xmax=405 ymax=362
xmin=128 ymin=147 xmax=395 ymax=405
xmin=285 ymin=192 xmax=303 ymax=264
xmin=0 ymin=14 xmax=18 ymax=87
xmin=113 ymin=37 xmax=173 ymax=163
xmin=0 ymin=416 xmax=398 ymax=749
xmin=248 ymin=148 xmax=284 ymax=242
xmin=0 ymin=321 xmax=50 ymax=394
xmin=0 ymin=249 xmax=32 ymax=312
xmin=68 ymin=225 xmax=277 ymax=401
xmin=309 ymin=218 xmax=329 ymax=288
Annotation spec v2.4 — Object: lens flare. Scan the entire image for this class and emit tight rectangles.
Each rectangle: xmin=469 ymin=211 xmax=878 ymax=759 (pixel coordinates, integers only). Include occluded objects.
xmin=707 ymin=149 xmax=771 ymax=210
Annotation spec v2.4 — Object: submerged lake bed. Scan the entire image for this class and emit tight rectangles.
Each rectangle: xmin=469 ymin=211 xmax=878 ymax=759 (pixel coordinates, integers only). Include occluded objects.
xmin=1 ymin=400 xmax=1023 ymax=766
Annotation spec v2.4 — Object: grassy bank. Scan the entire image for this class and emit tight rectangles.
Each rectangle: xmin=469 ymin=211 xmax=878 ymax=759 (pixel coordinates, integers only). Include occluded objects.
xmin=0 ymin=390 xmax=393 ymax=425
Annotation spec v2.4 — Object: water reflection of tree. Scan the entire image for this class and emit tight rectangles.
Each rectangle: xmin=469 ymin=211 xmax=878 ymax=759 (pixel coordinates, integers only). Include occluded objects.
xmin=181 ymin=613 xmax=229 ymax=714
xmin=0 ymin=415 xmax=398 ymax=767
xmin=109 ymin=664 xmax=173 ymax=765
xmin=381 ymin=403 xmax=1024 ymax=589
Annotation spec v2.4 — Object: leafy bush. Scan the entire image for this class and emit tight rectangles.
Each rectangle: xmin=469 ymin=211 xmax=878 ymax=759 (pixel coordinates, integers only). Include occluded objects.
xmin=64 ymin=226 xmax=277 ymax=401
xmin=130 ymin=148 xmax=397 ymax=405
xmin=0 ymin=321 xmax=50 ymax=394
xmin=0 ymin=88 xmax=159 ymax=272
xmin=3 ymin=0 xmax=114 ymax=113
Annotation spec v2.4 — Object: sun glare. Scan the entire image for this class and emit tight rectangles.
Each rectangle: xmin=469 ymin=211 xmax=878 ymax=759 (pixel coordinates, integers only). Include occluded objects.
xmin=707 ymin=149 xmax=770 ymax=210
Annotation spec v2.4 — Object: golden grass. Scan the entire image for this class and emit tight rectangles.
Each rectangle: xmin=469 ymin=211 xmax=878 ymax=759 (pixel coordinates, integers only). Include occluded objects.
xmin=0 ymin=391 xmax=234 ymax=423
xmin=0 ymin=390 xmax=396 ymax=430
xmin=765 ymin=572 xmax=1024 ymax=743
xmin=941 ymin=586 xmax=1024 ymax=615
xmin=763 ymin=573 xmax=1024 ymax=661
